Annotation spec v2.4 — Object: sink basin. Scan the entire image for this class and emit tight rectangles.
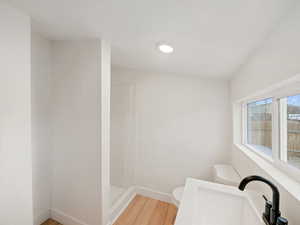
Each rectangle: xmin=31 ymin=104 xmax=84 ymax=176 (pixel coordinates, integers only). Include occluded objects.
xmin=174 ymin=178 xmax=264 ymax=225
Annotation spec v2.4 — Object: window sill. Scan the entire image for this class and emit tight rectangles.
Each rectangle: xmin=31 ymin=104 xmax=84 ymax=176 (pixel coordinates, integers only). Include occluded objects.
xmin=243 ymin=144 xmax=273 ymax=163
xmin=235 ymin=143 xmax=300 ymax=202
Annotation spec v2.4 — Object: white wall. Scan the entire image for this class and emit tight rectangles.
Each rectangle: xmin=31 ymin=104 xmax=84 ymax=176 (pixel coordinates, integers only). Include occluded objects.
xmin=112 ymin=68 xmax=231 ymax=193
xmin=51 ymin=40 xmax=110 ymax=225
xmin=100 ymin=40 xmax=111 ymax=225
xmin=230 ymin=4 xmax=300 ymax=225
xmin=231 ymin=4 xmax=300 ymax=101
xmin=31 ymin=32 xmax=52 ymax=225
xmin=110 ymin=83 xmax=135 ymax=188
xmin=0 ymin=3 xmax=34 ymax=225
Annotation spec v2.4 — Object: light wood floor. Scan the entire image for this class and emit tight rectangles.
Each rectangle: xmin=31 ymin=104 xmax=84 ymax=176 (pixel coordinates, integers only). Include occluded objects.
xmin=41 ymin=195 xmax=177 ymax=225
xmin=41 ymin=219 xmax=62 ymax=225
xmin=114 ymin=195 xmax=178 ymax=225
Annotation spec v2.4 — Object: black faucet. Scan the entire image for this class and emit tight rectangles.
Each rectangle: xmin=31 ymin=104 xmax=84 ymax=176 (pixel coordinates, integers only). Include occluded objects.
xmin=238 ymin=175 xmax=288 ymax=225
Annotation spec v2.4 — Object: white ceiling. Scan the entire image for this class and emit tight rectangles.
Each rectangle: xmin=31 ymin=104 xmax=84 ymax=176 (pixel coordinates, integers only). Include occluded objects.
xmin=6 ymin=0 xmax=296 ymax=78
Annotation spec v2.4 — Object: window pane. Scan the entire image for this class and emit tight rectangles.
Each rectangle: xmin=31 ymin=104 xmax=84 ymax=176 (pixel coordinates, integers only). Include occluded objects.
xmin=247 ymin=98 xmax=272 ymax=156
xmin=287 ymin=94 xmax=300 ymax=169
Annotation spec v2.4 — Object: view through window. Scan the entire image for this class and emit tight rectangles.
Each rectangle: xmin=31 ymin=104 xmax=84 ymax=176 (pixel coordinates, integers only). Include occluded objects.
xmin=285 ymin=94 xmax=300 ymax=169
xmin=247 ymin=98 xmax=272 ymax=156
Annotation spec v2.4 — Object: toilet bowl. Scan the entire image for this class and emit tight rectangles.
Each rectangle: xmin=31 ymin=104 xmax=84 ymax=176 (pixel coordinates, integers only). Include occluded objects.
xmin=172 ymin=164 xmax=240 ymax=207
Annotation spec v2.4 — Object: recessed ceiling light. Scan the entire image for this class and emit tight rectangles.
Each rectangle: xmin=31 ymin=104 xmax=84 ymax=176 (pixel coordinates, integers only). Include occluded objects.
xmin=157 ymin=43 xmax=174 ymax=54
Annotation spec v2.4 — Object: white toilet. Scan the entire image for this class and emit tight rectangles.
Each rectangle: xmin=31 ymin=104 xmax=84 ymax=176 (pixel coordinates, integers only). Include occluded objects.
xmin=172 ymin=164 xmax=240 ymax=206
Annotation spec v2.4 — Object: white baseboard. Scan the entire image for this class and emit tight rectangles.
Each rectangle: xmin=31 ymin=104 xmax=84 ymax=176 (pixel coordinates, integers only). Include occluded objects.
xmin=134 ymin=186 xmax=173 ymax=203
xmin=51 ymin=209 xmax=89 ymax=225
xmin=109 ymin=185 xmax=173 ymax=224
xmin=34 ymin=209 xmax=51 ymax=225
xmin=109 ymin=186 xmax=136 ymax=224
xmin=50 ymin=186 xmax=173 ymax=225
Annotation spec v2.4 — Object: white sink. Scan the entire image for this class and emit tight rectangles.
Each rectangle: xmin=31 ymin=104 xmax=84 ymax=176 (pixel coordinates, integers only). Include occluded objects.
xmin=174 ymin=178 xmax=264 ymax=225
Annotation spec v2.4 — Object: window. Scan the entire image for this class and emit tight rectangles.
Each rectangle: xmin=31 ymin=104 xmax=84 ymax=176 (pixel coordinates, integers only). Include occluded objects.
xmin=242 ymin=93 xmax=300 ymax=171
xmin=279 ymin=94 xmax=300 ymax=169
xmin=245 ymin=98 xmax=272 ymax=157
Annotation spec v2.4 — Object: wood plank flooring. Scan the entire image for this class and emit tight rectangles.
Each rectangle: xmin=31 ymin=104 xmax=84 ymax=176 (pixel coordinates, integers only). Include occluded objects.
xmin=40 ymin=195 xmax=177 ymax=225
xmin=114 ymin=195 xmax=178 ymax=225
xmin=41 ymin=219 xmax=62 ymax=225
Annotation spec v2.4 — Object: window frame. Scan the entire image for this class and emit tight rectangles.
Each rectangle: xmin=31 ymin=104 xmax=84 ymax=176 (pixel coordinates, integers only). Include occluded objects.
xmin=241 ymin=88 xmax=300 ymax=181
xmin=277 ymin=92 xmax=300 ymax=179
xmin=241 ymin=97 xmax=276 ymax=162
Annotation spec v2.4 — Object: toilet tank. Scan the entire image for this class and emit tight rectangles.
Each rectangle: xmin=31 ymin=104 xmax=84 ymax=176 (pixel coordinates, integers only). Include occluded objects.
xmin=213 ymin=164 xmax=240 ymax=186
